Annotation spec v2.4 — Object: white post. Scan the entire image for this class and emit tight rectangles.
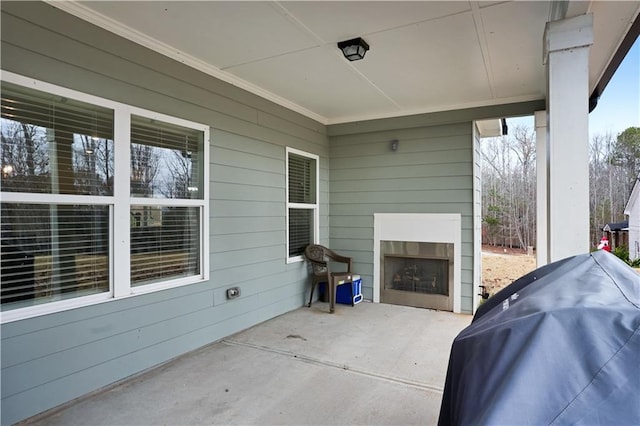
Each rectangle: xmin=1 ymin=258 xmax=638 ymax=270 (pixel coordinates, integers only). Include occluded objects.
xmin=544 ymin=14 xmax=593 ymax=262
xmin=535 ymin=110 xmax=547 ymax=266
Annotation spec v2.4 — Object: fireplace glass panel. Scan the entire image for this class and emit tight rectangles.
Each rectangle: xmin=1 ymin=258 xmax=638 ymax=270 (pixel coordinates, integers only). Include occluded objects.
xmin=384 ymin=256 xmax=449 ymax=296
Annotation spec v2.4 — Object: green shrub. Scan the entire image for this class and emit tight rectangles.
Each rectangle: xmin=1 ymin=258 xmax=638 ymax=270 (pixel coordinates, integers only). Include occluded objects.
xmin=612 ymin=245 xmax=629 ymax=263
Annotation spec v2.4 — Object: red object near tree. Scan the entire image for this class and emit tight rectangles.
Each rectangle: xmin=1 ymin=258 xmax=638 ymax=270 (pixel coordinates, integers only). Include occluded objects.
xmin=597 ymin=236 xmax=611 ymax=252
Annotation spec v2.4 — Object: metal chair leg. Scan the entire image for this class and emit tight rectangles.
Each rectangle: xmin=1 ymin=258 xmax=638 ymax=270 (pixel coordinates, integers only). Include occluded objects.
xmin=329 ymin=277 xmax=336 ymax=313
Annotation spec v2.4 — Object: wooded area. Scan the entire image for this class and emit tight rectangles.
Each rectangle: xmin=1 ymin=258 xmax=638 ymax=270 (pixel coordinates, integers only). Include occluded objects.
xmin=481 ymin=124 xmax=640 ymax=250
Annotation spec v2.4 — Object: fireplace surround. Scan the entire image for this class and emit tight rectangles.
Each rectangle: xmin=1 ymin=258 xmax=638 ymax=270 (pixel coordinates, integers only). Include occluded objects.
xmin=373 ymin=213 xmax=462 ymax=312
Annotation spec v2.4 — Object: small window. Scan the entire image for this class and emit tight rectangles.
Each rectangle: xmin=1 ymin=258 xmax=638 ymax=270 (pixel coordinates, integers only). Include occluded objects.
xmin=286 ymin=148 xmax=318 ymax=261
xmin=130 ymin=115 xmax=204 ymax=199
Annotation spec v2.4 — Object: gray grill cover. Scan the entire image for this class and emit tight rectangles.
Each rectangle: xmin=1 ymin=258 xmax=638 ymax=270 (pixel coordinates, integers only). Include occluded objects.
xmin=438 ymin=250 xmax=640 ymax=425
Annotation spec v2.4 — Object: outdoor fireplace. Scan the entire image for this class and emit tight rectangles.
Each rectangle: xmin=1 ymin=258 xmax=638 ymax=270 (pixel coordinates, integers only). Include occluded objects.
xmin=374 ymin=213 xmax=461 ymax=312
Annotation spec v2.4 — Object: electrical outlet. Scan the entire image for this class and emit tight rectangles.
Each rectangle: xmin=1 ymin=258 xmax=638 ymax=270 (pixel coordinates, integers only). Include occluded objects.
xmin=226 ymin=287 xmax=240 ymax=299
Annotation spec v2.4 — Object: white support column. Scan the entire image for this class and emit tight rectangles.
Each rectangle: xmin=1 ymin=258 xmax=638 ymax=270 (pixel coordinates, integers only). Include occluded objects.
xmin=534 ymin=110 xmax=548 ymax=266
xmin=544 ymin=14 xmax=593 ymax=262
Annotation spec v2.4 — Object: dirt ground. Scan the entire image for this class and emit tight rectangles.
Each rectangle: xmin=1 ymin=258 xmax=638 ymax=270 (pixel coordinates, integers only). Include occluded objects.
xmin=481 ymin=245 xmax=537 ymax=296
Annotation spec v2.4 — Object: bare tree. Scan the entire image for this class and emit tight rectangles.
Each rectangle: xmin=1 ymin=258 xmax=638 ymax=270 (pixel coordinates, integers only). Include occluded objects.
xmin=483 ymin=123 xmax=640 ymax=251
xmin=509 ymin=125 xmax=536 ymax=249
xmin=1 ymin=120 xmax=49 ymax=192
xmin=130 ymin=143 xmax=160 ymax=197
xmin=73 ymin=135 xmax=114 ymax=195
xmin=481 ymin=126 xmax=536 ymax=249
xmin=161 ymin=150 xmax=193 ymax=199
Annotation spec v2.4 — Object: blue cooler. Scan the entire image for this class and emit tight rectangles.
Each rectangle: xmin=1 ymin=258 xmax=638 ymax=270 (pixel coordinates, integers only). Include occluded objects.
xmin=335 ymin=275 xmax=363 ymax=305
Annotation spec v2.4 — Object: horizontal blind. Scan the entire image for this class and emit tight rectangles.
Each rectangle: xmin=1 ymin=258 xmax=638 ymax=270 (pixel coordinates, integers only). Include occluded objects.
xmin=288 ymin=153 xmax=316 ymax=204
xmin=130 ymin=206 xmax=200 ymax=286
xmin=288 ymin=208 xmax=313 ymax=257
xmin=130 ymin=115 xmax=204 ymax=199
xmin=1 ymin=81 xmax=114 ymax=195
xmin=1 ymin=203 xmax=110 ymax=310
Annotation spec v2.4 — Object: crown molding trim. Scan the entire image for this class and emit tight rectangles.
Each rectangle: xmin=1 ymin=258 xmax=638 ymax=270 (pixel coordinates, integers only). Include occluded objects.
xmin=45 ymin=0 xmax=329 ymax=125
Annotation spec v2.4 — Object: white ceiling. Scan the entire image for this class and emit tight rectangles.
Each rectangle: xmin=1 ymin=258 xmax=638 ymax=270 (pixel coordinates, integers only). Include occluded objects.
xmin=52 ymin=1 xmax=640 ymax=125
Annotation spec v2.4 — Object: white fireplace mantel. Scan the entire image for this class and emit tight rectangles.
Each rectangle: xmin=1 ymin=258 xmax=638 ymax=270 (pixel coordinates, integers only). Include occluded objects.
xmin=373 ymin=213 xmax=462 ymax=313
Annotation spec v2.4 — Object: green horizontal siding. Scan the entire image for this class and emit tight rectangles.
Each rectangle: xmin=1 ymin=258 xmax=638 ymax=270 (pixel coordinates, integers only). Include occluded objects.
xmin=212 ymin=217 xmax=283 ymax=235
xmin=211 ymin=165 xmax=283 ymax=188
xmin=330 ymin=176 xmax=473 ymax=192
xmin=0 ymin=2 xmax=327 ymax=424
xmin=331 ymin=189 xmax=472 ymax=204
xmin=328 ymin=122 xmax=476 ymax=314
xmin=330 ymin=203 xmax=474 ymax=216
xmin=331 ymin=162 xmax=472 ymax=180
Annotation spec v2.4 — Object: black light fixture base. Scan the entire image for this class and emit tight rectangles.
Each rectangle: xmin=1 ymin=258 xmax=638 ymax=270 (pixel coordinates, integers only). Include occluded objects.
xmin=337 ymin=37 xmax=370 ymax=61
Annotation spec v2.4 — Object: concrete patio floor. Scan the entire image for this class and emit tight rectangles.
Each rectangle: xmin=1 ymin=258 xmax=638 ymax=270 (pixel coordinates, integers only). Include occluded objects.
xmin=23 ymin=302 xmax=472 ymax=425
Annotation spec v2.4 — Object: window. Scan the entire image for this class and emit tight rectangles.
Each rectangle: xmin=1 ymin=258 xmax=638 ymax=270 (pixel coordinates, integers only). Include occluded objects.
xmin=286 ymin=147 xmax=318 ymax=262
xmin=1 ymin=81 xmax=114 ymax=312
xmin=129 ymin=115 xmax=205 ymax=286
xmin=0 ymin=72 xmax=209 ymax=321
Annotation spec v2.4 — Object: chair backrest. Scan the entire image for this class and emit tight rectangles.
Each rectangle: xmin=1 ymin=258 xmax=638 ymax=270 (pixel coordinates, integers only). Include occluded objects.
xmin=304 ymin=244 xmax=329 ymax=276
xmin=304 ymin=244 xmax=352 ymax=276
xmin=305 ymin=244 xmax=326 ymax=263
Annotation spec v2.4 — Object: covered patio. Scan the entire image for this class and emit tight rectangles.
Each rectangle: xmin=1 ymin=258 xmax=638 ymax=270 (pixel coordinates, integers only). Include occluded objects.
xmin=2 ymin=1 xmax=639 ymax=424
xmin=21 ymin=303 xmax=471 ymax=425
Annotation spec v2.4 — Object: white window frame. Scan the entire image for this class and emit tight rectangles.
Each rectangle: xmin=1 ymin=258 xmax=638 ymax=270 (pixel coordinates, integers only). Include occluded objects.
xmin=285 ymin=147 xmax=319 ymax=263
xmin=0 ymin=71 xmax=210 ymax=323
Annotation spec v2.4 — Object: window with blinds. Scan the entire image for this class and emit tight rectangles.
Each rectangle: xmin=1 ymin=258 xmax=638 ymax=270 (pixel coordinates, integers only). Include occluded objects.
xmin=286 ymin=148 xmax=318 ymax=260
xmin=288 ymin=208 xmax=314 ymax=257
xmin=1 ymin=203 xmax=109 ymax=308
xmin=1 ymin=81 xmax=113 ymax=311
xmin=1 ymin=82 xmax=114 ymax=195
xmin=130 ymin=115 xmax=204 ymax=199
xmin=288 ymin=153 xmax=316 ymax=204
xmin=129 ymin=116 xmax=205 ymax=286
xmin=130 ymin=205 xmax=201 ymax=286
xmin=1 ymin=73 xmax=209 ymax=320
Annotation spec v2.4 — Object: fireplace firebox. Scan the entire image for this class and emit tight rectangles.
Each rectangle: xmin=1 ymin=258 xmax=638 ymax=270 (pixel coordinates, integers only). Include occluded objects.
xmin=380 ymin=240 xmax=454 ymax=311
xmin=384 ymin=257 xmax=449 ymax=295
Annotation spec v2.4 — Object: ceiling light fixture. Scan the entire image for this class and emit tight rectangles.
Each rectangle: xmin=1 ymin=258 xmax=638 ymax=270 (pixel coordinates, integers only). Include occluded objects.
xmin=337 ymin=37 xmax=370 ymax=61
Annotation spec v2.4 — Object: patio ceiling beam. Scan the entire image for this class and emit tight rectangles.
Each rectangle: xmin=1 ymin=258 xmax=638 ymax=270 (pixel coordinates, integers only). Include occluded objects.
xmin=589 ymin=12 xmax=640 ymax=112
